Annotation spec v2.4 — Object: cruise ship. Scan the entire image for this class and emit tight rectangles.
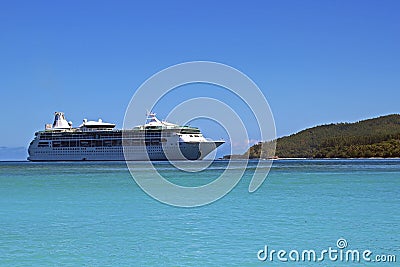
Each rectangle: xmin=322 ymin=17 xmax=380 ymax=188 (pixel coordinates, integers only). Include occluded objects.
xmin=28 ymin=112 xmax=224 ymax=161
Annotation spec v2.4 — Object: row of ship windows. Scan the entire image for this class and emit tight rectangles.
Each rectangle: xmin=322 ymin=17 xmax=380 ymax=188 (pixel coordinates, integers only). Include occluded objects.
xmin=38 ymin=131 xmax=201 ymax=140
xmin=33 ymin=150 xmax=165 ymax=154
xmin=39 ymin=133 xmax=175 ymax=140
xmin=37 ymin=147 xmax=169 ymax=151
xmin=33 ymin=151 xmax=124 ymax=154
xmin=38 ymin=140 xmax=172 ymax=147
xmin=38 ymin=148 xmax=168 ymax=151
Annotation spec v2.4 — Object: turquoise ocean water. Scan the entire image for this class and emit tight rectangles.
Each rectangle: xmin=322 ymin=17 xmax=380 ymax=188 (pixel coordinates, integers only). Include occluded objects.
xmin=0 ymin=160 xmax=398 ymax=266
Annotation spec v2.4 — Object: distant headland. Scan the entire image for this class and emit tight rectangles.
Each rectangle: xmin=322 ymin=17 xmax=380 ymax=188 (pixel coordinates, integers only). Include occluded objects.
xmin=224 ymin=114 xmax=400 ymax=159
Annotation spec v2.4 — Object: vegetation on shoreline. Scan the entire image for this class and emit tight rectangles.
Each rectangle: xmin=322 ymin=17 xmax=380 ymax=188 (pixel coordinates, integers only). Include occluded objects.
xmin=226 ymin=114 xmax=400 ymax=159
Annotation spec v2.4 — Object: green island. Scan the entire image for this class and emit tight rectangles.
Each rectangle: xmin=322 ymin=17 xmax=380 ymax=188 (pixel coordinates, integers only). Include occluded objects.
xmin=225 ymin=114 xmax=400 ymax=159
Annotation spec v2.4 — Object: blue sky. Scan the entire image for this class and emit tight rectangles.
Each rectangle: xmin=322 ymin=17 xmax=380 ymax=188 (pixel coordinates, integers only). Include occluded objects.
xmin=1 ymin=0 xmax=399 ymax=152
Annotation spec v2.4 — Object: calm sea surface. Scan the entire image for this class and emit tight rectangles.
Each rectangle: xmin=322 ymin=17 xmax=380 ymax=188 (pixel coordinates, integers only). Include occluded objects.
xmin=0 ymin=160 xmax=398 ymax=266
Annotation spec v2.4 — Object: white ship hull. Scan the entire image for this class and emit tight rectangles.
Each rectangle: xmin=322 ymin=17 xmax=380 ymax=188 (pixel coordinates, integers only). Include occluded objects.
xmin=28 ymin=141 xmax=224 ymax=161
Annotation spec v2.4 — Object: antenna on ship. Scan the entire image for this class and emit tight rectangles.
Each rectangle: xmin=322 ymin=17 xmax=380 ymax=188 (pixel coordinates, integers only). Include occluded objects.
xmin=146 ymin=110 xmax=157 ymax=117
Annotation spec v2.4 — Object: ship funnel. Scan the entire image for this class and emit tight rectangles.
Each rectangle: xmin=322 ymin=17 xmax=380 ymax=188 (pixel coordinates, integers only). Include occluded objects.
xmin=52 ymin=112 xmax=71 ymax=129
